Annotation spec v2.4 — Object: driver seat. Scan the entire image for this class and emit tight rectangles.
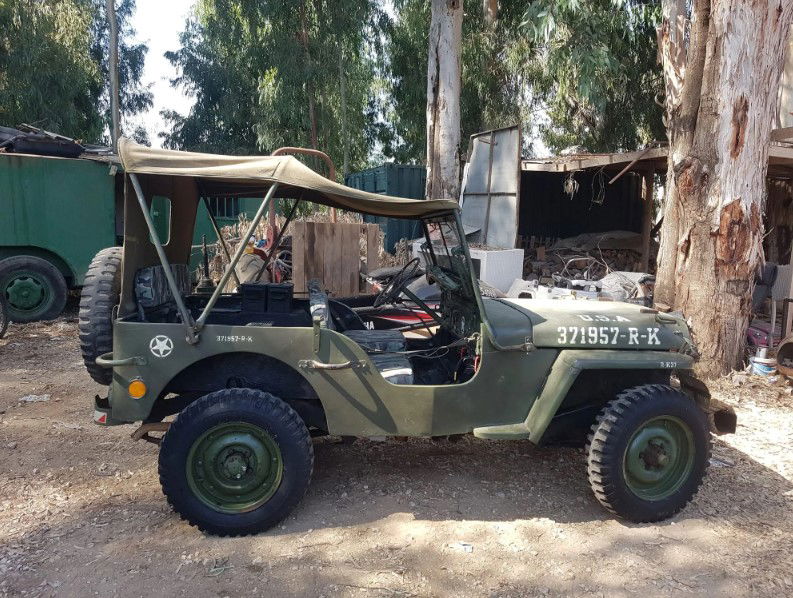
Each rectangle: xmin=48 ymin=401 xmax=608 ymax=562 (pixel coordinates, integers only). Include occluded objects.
xmin=307 ymin=279 xmax=413 ymax=384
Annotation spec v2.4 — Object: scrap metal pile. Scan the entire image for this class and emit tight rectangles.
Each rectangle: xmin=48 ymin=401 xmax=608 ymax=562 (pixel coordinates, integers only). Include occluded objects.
xmin=511 ymin=230 xmax=656 ymax=305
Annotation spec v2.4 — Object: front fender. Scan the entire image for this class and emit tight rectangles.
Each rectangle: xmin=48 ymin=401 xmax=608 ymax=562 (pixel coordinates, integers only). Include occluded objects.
xmin=473 ymin=349 xmax=693 ymax=442
xmin=525 ymin=350 xmax=694 ymax=443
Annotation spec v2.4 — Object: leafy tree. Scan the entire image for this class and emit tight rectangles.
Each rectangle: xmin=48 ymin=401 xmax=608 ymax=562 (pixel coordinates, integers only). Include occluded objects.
xmin=162 ymin=0 xmax=386 ymax=175
xmin=0 ymin=0 xmax=102 ymax=139
xmin=89 ymin=0 xmax=153 ymax=142
xmin=524 ymin=0 xmax=665 ymax=153
xmin=382 ymin=0 xmax=546 ymax=163
xmin=382 ymin=0 xmax=664 ymax=162
xmin=0 ymin=0 xmax=151 ymax=143
xmin=161 ymin=8 xmax=262 ymax=154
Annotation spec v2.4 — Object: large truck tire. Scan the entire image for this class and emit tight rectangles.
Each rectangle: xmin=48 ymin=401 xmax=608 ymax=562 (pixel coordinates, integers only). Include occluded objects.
xmin=79 ymin=247 xmax=122 ymax=385
xmin=0 ymin=255 xmax=68 ymax=322
xmin=0 ymin=293 xmax=8 ymax=338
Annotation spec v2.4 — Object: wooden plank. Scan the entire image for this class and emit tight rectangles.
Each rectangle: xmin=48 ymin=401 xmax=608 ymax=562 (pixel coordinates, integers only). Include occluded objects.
xmin=340 ymin=223 xmax=359 ymax=295
xmin=292 ymin=221 xmax=306 ymax=293
xmin=366 ymin=223 xmax=380 ymax=273
xmin=771 ymin=126 xmax=793 ymax=141
xmin=304 ymin=222 xmax=322 ymax=290
xmin=521 ymin=146 xmax=668 ymax=173
xmin=324 ymin=223 xmax=342 ymax=296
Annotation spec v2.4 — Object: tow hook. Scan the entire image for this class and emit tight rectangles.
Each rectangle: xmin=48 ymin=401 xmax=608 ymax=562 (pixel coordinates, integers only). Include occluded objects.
xmin=131 ymin=422 xmax=171 ymax=445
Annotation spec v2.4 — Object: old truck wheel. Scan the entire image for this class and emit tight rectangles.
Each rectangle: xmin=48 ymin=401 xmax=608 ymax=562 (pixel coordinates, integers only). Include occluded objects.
xmin=78 ymin=247 xmax=122 ymax=385
xmin=0 ymin=255 xmax=68 ymax=322
xmin=586 ymin=385 xmax=710 ymax=523
xmin=0 ymin=293 xmax=8 ymax=338
xmin=159 ymin=389 xmax=313 ymax=536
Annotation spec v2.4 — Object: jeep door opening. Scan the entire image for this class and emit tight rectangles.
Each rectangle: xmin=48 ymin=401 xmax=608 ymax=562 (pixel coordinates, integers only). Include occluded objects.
xmin=81 ymin=139 xmax=736 ymax=536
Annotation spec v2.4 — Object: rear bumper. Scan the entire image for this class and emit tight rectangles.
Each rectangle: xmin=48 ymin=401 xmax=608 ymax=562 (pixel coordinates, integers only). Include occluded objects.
xmin=93 ymin=395 xmax=125 ymax=426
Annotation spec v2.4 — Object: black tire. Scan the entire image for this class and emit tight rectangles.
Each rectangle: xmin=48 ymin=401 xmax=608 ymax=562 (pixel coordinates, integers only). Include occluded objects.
xmin=0 ymin=293 xmax=8 ymax=339
xmin=0 ymin=255 xmax=68 ymax=322
xmin=586 ymin=384 xmax=710 ymax=523
xmin=159 ymin=389 xmax=314 ymax=536
xmin=78 ymin=247 xmax=122 ymax=385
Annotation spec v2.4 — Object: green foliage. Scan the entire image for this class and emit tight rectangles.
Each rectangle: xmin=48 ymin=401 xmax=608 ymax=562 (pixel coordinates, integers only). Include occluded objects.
xmin=0 ymin=0 xmax=151 ymax=144
xmin=381 ymin=0 xmax=539 ymax=163
xmin=163 ymin=0 xmax=664 ymax=164
xmin=162 ymin=0 xmax=386 ymax=175
xmin=523 ymin=0 xmax=665 ymax=152
xmin=382 ymin=0 xmax=663 ymax=160
xmin=160 ymin=7 xmax=263 ymax=154
xmin=89 ymin=0 xmax=153 ymax=141
xmin=0 ymin=0 xmax=102 ymax=139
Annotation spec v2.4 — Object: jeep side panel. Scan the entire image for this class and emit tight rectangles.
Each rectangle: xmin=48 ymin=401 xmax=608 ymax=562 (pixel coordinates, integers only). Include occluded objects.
xmin=104 ymin=320 xmax=558 ymax=436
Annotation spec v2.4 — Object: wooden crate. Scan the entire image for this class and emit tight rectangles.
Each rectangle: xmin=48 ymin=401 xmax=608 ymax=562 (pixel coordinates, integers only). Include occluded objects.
xmin=292 ymin=221 xmax=380 ymax=296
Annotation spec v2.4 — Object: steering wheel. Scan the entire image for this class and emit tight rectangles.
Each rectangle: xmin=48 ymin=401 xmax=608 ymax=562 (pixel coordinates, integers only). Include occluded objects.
xmin=374 ymin=258 xmax=421 ymax=307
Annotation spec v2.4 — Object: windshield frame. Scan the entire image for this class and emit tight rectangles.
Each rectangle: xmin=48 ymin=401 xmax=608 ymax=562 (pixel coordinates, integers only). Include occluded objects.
xmin=419 ymin=211 xmax=485 ymax=317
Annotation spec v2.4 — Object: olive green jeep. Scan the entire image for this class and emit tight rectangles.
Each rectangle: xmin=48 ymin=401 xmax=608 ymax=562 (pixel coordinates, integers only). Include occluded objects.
xmin=79 ymin=139 xmax=736 ymax=536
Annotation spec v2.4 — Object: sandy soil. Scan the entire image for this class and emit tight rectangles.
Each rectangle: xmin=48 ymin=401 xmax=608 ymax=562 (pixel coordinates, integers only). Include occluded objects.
xmin=1 ymin=314 xmax=792 ymax=597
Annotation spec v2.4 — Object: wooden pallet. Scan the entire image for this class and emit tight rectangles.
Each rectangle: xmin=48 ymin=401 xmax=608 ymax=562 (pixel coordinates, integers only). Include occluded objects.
xmin=292 ymin=221 xmax=380 ymax=296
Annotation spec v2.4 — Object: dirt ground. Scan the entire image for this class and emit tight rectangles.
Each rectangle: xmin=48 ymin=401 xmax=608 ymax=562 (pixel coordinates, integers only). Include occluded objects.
xmin=1 ymin=312 xmax=793 ymax=598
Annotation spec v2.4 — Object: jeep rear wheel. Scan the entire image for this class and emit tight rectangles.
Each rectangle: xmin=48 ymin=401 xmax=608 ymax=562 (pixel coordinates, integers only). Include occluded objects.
xmin=78 ymin=247 xmax=122 ymax=385
xmin=586 ymin=384 xmax=710 ymax=522
xmin=158 ymin=389 xmax=313 ymax=536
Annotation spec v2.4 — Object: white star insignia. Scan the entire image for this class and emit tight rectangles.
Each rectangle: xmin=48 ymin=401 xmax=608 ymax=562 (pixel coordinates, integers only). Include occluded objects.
xmin=149 ymin=335 xmax=173 ymax=358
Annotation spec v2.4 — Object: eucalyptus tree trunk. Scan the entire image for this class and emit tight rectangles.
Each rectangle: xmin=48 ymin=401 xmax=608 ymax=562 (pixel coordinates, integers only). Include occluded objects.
xmin=299 ymin=1 xmax=318 ymax=150
xmin=425 ymin=0 xmax=463 ymax=200
xmin=656 ymin=0 xmax=793 ymax=376
xmin=339 ymin=46 xmax=349 ymax=176
xmin=107 ymin=0 xmax=120 ymax=151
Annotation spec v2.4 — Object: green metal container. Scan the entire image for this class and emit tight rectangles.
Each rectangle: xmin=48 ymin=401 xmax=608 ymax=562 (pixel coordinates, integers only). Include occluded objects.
xmin=345 ymin=164 xmax=426 ymax=253
xmin=0 ymin=153 xmax=119 ymax=320
xmin=0 ymin=152 xmax=259 ymax=321
xmin=0 ymin=153 xmax=118 ymax=286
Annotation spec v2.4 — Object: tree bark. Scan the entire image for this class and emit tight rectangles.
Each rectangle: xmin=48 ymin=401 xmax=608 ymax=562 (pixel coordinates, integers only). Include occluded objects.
xmin=483 ymin=0 xmax=498 ymax=27
xmin=299 ymin=1 xmax=318 ymax=150
xmin=425 ymin=0 xmax=463 ymax=201
xmin=339 ymin=45 xmax=349 ymax=177
xmin=656 ymin=0 xmax=793 ymax=376
xmin=107 ymin=0 xmax=120 ymax=151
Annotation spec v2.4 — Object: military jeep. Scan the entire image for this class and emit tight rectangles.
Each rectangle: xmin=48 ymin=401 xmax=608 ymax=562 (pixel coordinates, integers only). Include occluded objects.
xmin=79 ymin=139 xmax=736 ymax=536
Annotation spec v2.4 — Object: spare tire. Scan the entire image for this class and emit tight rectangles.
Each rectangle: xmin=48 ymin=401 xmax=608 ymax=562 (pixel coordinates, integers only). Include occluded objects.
xmin=79 ymin=247 xmax=122 ymax=385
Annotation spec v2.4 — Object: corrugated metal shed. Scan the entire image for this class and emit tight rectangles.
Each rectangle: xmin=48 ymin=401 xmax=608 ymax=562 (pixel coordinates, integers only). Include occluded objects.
xmin=518 ymin=170 xmax=644 ymax=240
xmin=345 ymin=164 xmax=425 ymax=252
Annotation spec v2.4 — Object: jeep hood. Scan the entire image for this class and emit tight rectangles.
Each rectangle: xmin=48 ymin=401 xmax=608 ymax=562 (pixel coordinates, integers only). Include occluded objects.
xmin=484 ymin=298 xmax=692 ymax=352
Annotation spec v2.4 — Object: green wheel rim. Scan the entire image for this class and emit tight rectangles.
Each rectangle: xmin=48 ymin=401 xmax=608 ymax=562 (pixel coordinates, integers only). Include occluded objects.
xmin=3 ymin=270 xmax=53 ymax=319
xmin=186 ymin=422 xmax=283 ymax=514
xmin=623 ymin=415 xmax=695 ymax=501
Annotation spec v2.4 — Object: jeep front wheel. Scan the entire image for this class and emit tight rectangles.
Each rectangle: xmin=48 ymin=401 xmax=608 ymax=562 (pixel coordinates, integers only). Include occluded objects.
xmin=586 ymin=384 xmax=710 ymax=522
xmin=158 ymin=389 xmax=313 ymax=536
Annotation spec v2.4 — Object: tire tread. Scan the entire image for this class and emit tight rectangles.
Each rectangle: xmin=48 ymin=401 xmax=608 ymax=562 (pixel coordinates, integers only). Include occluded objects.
xmin=585 ymin=384 xmax=711 ymax=523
